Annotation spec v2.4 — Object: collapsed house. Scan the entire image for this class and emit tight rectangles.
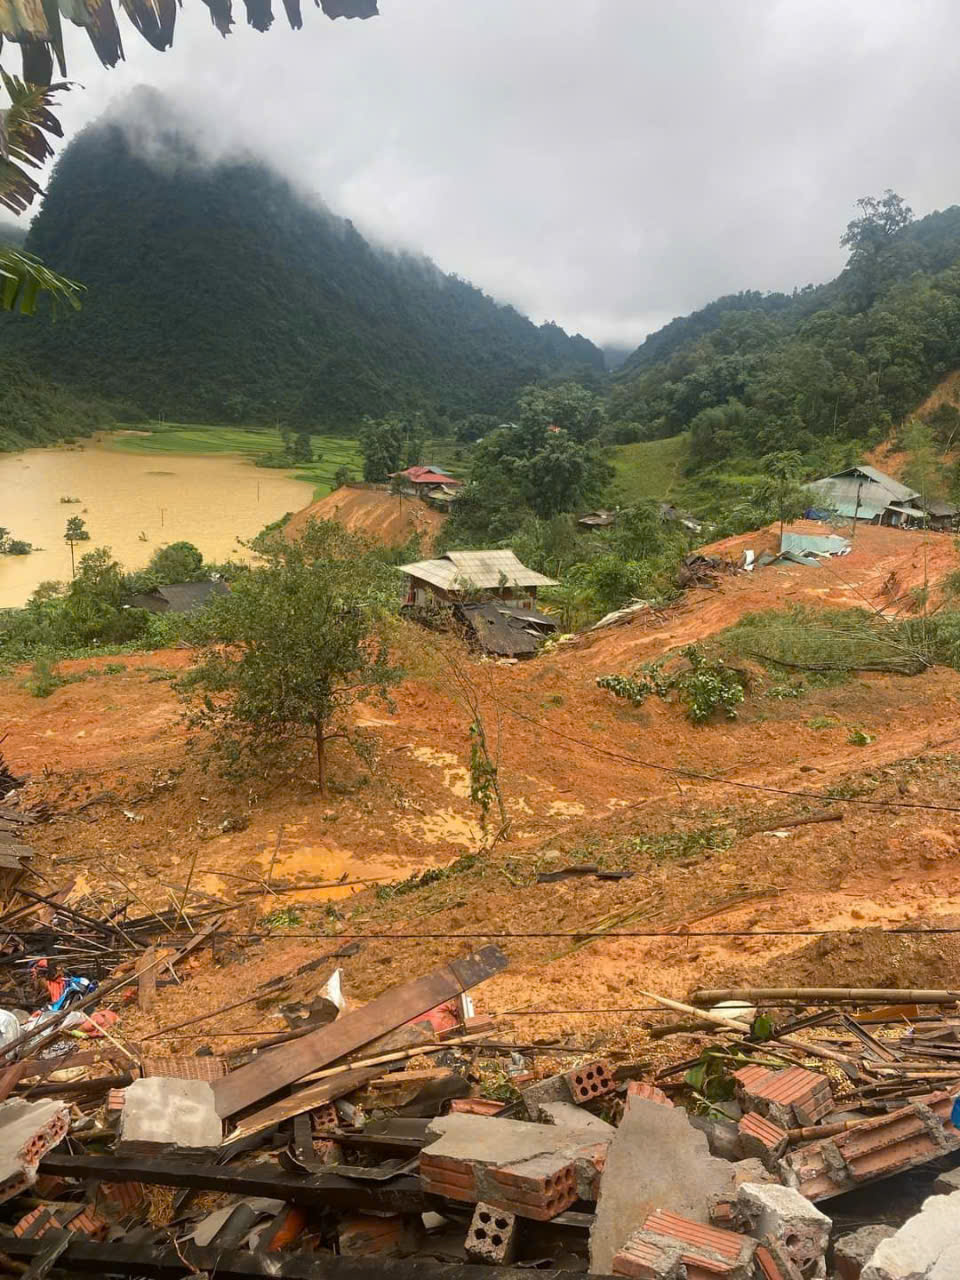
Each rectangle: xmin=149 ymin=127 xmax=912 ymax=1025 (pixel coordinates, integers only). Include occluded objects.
xmin=805 ymin=464 xmax=959 ymax=529
xmin=457 ymin=601 xmax=558 ymax=658
xmin=398 ymin=550 xmax=559 ymax=658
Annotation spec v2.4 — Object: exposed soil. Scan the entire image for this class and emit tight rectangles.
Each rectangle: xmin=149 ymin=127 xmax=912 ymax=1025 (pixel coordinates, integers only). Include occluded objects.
xmin=4 ymin=521 xmax=960 ymax=1060
xmin=285 ymin=485 xmax=447 ymax=550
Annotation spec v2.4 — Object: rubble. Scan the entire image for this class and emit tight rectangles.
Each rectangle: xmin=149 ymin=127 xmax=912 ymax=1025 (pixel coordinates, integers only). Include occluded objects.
xmin=465 ymin=1203 xmax=520 ymax=1265
xmin=862 ymin=1189 xmax=960 ymax=1280
xmin=834 ymin=1226 xmax=898 ymax=1280
xmin=1 ymin=798 xmax=959 ymax=1280
xmin=590 ymin=1098 xmax=740 ymax=1273
xmin=0 ymin=1098 xmax=69 ymax=1201
xmin=734 ymin=1182 xmax=831 ymax=1277
xmin=118 ymin=1076 xmax=222 ymax=1151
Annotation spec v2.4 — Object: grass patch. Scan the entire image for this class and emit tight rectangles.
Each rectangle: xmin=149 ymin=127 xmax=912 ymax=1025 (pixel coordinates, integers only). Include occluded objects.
xmin=625 ymin=824 xmax=734 ymax=861
xmin=611 ymin=432 xmax=690 ymax=503
xmin=807 ymin=716 xmax=839 ymax=730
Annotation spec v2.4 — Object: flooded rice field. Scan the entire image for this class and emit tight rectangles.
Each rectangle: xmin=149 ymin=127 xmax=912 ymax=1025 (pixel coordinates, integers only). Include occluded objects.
xmin=0 ymin=440 xmax=313 ymax=607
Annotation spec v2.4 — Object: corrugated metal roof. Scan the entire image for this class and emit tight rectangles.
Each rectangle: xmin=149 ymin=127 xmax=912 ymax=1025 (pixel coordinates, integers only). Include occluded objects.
xmin=398 ymin=550 xmax=557 ymax=590
xmin=806 ymin=466 xmax=919 ymax=511
xmin=780 ymin=532 xmax=851 ymax=557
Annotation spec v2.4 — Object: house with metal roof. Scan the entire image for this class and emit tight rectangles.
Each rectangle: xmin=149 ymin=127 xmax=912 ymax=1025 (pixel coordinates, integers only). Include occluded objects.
xmin=397 ymin=550 xmax=558 ymax=610
xmin=804 ymin=465 xmax=919 ymax=522
xmin=126 ymin=580 xmax=230 ymax=614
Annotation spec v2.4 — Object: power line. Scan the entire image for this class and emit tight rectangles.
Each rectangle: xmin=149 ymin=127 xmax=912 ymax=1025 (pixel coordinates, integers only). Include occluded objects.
xmin=120 ymin=925 xmax=960 ymax=940
xmin=503 ymin=703 xmax=960 ymax=813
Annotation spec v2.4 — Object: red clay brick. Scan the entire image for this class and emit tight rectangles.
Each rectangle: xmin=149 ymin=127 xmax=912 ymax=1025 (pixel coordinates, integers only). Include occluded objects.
xmin=738 ymin=1112 xmax=788 ymax=1155
xmin=626 ymin=1081 xmax=674 ymax=1108
xmin=643 ymin=1211 xmax=750 ymax=1264
xmin=565 ymin=1060 xmax=614 ymax=1103
xmin=449 ymin=1098 xmax=507 ymax=1116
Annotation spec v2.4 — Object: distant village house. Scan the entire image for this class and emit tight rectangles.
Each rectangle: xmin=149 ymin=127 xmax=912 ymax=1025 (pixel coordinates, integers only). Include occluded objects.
xmin=389 ymin=465 xmax=464 ymax=511
xmin=126 ymin=581 xmax=230 ymax=614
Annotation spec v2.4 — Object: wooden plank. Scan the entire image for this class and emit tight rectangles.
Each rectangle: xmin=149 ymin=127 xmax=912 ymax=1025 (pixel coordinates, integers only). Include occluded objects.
xmin=211 ymin=945 xmax=508 ymax=1119
xmin=137 ymin=945 xmax=157 ymax=1013
xmin=226 ymin=1066 xmax=379 ymax=1144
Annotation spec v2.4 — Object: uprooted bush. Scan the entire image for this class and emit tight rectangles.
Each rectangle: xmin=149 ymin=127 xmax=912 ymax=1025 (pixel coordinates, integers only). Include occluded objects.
xmin=597 ymin=645 xmax=747 ymax=724
xmin=717 ymin=605 xmax=960 ymax=677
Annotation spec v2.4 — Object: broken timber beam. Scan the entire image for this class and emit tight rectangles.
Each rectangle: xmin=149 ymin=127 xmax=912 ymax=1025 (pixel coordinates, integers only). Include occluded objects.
xmin=0 ymin=1237 xmax=616 ymax=1280
xmin=691 ymin=987 xmax=960 ymax=1004
xmin=38 ymin=1153 xmax=424 ymax=1213
xmin=211 ymin=945 xmax=508 ymax=1119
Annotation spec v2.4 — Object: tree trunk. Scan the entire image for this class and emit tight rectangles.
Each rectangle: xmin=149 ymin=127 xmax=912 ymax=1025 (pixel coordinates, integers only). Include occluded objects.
xmin=314 ymin=719 xmax=325 ymax=795
xmin=69 ymin=541 xmax=75 ymax=577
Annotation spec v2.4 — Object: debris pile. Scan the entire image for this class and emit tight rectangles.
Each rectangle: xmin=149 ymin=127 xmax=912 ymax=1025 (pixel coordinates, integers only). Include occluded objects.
xmin=0 ymin=837 xmax=956 ymax=1280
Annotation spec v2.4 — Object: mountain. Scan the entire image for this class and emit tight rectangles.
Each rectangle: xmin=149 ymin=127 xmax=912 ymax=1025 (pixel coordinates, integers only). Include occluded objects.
xmin=601 ymin=344 xmax=633 ymax=371
xmin=2 ymin=103 xmax=602 ymax=433
xmin=0 ymin=219 xmax=28 ymax=248
xmin=610 ymin=202 xmax=960 ymax=469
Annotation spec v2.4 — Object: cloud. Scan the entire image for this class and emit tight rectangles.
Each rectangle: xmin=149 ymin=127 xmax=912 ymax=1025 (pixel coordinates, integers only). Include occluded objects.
xmin=17 ymin=0 xmax=960 ymax=346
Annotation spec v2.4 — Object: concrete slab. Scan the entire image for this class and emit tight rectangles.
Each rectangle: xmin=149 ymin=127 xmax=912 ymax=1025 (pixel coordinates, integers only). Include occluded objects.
xmin=537 ymin=1101 xmax=615 ymax=1137
xmin=589 ymin=1098 xmax=738 ymax=1274
xmin=118 ymin=1077 xmax=221 ymax=1152
xmin=863 ymin=1190 xmax=960 ymax=1280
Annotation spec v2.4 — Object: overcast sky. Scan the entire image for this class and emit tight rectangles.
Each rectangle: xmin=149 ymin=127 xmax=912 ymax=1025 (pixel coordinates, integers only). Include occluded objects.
xmin=14 ymin=0 xmax=960 ymax=348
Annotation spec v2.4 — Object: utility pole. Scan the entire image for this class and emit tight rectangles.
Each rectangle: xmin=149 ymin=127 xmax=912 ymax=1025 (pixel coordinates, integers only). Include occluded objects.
xmin=850 ymin=479 xmax=863 ymax=543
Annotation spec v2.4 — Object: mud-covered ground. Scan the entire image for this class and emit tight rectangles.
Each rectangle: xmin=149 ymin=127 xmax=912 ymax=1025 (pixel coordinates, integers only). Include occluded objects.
xmin=3 ymin=521 xmax=960 ymax=1063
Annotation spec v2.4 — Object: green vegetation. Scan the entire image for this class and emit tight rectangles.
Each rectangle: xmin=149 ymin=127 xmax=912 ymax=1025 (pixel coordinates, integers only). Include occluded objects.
xmin=180 ymin=521 xmax=402 ymax=793
xmin=718 ymin=606 xmax=933 ymax=676
xmin=5 ymin=115 xmax=601 ymax=439
xmin=611 ymin=433 xmax=690 ymax=503
xmin=0 ymin=527 xmax=31 ymax=556
xmin=610 ymin=192 xmax=960 ymax=484
xmin=597 ymin=645 xmax=747 ymax=724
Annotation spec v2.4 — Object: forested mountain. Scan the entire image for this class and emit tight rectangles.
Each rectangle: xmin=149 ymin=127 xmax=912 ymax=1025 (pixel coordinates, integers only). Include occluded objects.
xmin=0 ymin=220 xmax=27 ymax=247
xmin=3 ymin=105 xmax=601 ymax=432
xmin=611 ymin=196 xmax=960 ymax=467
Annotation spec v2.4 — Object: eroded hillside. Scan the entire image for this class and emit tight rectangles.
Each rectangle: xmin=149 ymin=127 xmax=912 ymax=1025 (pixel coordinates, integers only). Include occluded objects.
xmin=4 ymin=521 xmax=960 ymax=1055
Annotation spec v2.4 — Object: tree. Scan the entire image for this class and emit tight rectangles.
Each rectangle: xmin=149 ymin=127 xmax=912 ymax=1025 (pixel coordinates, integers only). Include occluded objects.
xmin=63 ymin=515 xmax=89 ymax=576
xmin=334 ymin=465 xmax=353 ymax=488
xmin=902 ymin=418 xmax=946 ymax=512
xmin=146 ymin=541 xmax=204 ymax=585
xmin=841 ymin=190 xmax=914 ymax=257
xmin=515 ymin=382 xmax=605 ymax=443
xmin=182 ymin=520 xmax=401 ymax=794
xmin=290 ymin=432 xmax=313 ymax=464
xmin=760 ymin=450 xmax=806 ymax=541
xmin=359 ymin=417 xmax=405 ymax=482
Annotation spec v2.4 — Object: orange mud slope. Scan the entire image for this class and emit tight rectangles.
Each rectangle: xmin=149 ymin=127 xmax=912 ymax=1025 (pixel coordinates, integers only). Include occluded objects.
xmin=575 ymin=519 xmax=960 ymax=670
xmin=6 ymin=519 xmax=960 ymax=1054
xmin=285 ymin=485 xmax=447 ymax=549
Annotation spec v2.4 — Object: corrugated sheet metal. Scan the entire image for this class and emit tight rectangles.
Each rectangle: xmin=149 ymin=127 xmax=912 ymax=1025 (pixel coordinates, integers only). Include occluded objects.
xmin=780 ymin=533 xmax=850 ymax=557
xmin=398 ymin=551 xmax=557 ymax=591
xmin=805 ymin=466 xmax=919 ymax=519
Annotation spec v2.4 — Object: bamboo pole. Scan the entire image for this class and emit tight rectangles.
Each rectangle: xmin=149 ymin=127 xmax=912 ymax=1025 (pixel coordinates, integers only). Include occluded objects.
xmin=691 ymin=988 xmax=960 ymax=1005
xmin=637 ymin=989 xmax=856 ymax=1067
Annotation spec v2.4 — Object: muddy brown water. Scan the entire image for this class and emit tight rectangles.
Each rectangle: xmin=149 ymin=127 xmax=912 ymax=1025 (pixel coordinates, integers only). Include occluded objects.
xmin=0 ymin=443 xmax=313 ymax=607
